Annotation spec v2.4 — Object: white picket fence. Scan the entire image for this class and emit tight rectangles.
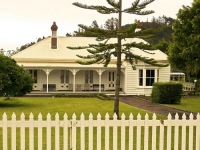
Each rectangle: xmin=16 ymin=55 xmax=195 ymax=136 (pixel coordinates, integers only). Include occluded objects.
xmin=0 ymin=112 xmax=200 ymax=150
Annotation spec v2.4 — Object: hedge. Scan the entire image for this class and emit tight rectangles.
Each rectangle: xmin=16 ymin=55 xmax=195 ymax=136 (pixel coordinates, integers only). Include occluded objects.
xmin=151 ymin=82 xmax=183 ymax=104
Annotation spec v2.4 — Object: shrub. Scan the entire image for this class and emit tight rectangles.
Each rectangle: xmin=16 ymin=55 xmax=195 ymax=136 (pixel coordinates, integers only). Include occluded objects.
xmin=151 ymin=82 xmax=183 ymax=104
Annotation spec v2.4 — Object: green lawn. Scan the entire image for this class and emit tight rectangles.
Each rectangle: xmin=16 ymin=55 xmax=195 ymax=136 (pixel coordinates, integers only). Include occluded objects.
xmin=0 ymin=97 xmax=164 ymax=149
xmin=166 ymin=97 xmax=200 ymax=113
xmin=0 ymin=97 xmax=160 ymax=120
xmin=0 ymin=97 xmax=198 ymax=149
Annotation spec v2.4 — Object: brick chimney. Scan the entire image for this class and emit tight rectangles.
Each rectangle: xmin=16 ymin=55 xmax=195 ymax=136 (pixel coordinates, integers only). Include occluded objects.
xmin=51 ymin=22 xmax=58 ymax=49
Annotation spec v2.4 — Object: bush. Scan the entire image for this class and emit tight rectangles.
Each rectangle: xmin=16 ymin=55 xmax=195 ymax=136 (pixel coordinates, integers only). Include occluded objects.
xmin=151 ymin=82 xmax=183 ymax=104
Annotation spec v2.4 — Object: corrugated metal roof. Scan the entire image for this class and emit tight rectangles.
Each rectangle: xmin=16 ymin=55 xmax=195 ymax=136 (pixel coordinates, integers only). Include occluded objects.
xmin=12 ymin=37 xmax=167 ymax=61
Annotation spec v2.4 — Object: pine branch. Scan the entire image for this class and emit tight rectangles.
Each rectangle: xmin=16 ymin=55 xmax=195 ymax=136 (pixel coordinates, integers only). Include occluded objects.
xmin=123 ymin=42 xmax=155 ymax=50
xmin=76 ymin=24 xmax=118 ymax=38
xmin=73 ymin=2 xmax=118 ymax=14
xmin=123 ymin=0 xmax=155 ymax=15
xmin=124 ymin=52 xmax=168 ymax=68
xmin=67 ymin=46 xmax=89 ymax=49
xmin=106 ymin=0 xmax=120 ymax=9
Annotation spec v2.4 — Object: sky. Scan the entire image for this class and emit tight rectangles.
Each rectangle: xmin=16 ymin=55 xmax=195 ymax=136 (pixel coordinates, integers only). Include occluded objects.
xmin=0 ymin=0 xmax=193 ymax=51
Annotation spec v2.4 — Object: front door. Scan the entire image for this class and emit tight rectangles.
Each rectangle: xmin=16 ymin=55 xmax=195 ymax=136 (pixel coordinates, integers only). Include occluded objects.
xmin=108 ymin=71 xmax=115 ymax=90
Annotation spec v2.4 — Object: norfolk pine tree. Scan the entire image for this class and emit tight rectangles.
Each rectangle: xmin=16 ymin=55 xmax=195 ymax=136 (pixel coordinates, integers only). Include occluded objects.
xmin=68 ymin=0 xmax=168 ymax=117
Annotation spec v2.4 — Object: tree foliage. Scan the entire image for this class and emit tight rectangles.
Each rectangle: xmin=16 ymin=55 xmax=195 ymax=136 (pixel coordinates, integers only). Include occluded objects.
xmin=122 ymin=16 xmax=174 ymax=47
xmin=0 ymin=54 xmax=34 ymax=97
xmin=69 ymin=0 xmax=168 ymax=117
xmin=104 ymin=17 xmax=119 ymax=30
xmin=74 ymin=16 xmax=174 ymax=54
xmin=168 ymin=1 xmax=200 ymax=75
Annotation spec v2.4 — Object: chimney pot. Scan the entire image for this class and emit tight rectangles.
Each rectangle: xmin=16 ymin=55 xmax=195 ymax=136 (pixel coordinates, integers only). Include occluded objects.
xmin=51 ymin=22 xmax=58 ymax=31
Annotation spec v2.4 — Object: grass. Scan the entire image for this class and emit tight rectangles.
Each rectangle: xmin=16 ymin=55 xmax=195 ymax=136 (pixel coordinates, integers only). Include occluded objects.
xmin=0 ymin=97 xmax=164 ymax=149
xmin=0 ymin=97 xmax=160 ymax=120
xmin=0 ymin=97 xmax=199 ymax=149
xmin=166 ymin=97 xmax=200 ymax=113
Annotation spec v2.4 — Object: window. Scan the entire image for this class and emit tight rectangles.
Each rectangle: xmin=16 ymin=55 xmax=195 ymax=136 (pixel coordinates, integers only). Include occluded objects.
xmin=29 ymin=70 xmax=37 ymax=83
xmin=109 ymin=72 xmax=115 ymax=82
xmin=60 ymin=70 xmax=69 ymax=83
xmin=85 ymin=70 xmax=93 ymax=83
xmin=139 ymin=69 xmax=143 ymax=86
xmin=146 ymin=70 xmax=155 ymax=86
xmin=139 ymin=69 xmax=156 ymax=86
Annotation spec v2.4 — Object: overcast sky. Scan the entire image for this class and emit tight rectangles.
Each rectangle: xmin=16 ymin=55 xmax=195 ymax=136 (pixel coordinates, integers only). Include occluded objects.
xmin=0 ymin=0 xmax=193 ymax=51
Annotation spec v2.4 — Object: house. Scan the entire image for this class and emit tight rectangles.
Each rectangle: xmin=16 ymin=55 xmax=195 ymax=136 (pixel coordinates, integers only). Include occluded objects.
xmin=12 ymin=22 xmax=170 ymax=96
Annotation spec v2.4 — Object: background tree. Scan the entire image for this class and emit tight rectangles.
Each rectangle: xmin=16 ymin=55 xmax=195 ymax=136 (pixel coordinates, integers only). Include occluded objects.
xmin=122 ymin=16 xmax=174 ymax=45
xmin=168 ymin=1 xmax=200 ymax=76
xmin=74 ymin=15 xmax=174 ymax=44
xmin=0 ymin=54 xmax=34 ymax=97
xmin=91 ymin=20 xmax=99 ymax=29
xmin=0 ymin=49 xmax=4 ymax=55
xmin=104 ymin=17 xmax=119 ymax=30
xmin=154 ymin=38 xmax=170 ymax=54
xmin=69 ymin=0 xmax=168 ymax=117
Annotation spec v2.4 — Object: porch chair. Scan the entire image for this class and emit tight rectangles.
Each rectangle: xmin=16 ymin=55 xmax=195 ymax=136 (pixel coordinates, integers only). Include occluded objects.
xmin=76 ymin=84 xmax=82 ymax=91
xmin=84 ymin=83 xmax=90 ymax=91
xmin=68 ymin=83 xmax=73 ymax=91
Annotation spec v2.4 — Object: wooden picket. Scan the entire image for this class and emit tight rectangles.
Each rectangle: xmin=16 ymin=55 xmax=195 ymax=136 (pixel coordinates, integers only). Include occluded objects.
xmin=0 ymin=112 xmax=200 ymax=150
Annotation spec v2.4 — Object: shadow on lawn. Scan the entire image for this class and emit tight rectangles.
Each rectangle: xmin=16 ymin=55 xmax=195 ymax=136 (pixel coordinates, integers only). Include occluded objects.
xmin=0 ymin=98 xmax=32 ymax=107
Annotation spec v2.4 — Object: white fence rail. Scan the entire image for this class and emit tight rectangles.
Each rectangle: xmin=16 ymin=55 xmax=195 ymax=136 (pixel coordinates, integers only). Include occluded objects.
xmin=0 ymin=112 xmax=200 ymax=150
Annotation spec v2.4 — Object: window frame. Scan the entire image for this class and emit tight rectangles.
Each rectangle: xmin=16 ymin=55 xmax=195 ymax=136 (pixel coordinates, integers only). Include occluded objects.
xmin=60 ymin=70 xmax=69 ymax=84
xmin=138 ymin=69 xmax=158 ymax=87
xmin=146 ymin=69 xmax=155 ymax=86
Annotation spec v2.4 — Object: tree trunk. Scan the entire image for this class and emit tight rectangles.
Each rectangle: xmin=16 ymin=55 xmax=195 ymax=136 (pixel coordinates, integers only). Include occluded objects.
xmin=114 ymin=0 xmax=122 ymax=118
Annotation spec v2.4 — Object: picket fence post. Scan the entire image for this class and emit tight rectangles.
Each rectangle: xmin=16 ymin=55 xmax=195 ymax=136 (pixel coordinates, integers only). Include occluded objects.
xmin=20 ymin=113 xmax=25 ymax=150
xmin=181 ymin=113 xmax=187 ymax=150
xmin=136 ymin=113 xmax=142 ymax=150
xmin=29 ymin=113 xmax=34 ymax=150
xmin=196 ymin=113 xmax=200 ymax=149
xmin=128 ymin=113 xmax=134 ymax=150
xmin=63 ymin=113 xmax=68 ymax=150
xmin=3 ymin=113 xmax=7 ymax=150
xmin=88 ymin=113 xmax=93 ymax=150
xmin=46 ymin=113 xmax=51 ymax=150
xmin=71 ymin=113 xmax=77 ymax=150
xmin=96 ymin=113 xmax=101 ymax=150
xmin=167 ymin=113 xmax=172 ymax=150
xmin=80 ymin=113 xmax=85 ymax=150
xmin=11 ymin=113 xmax=16 ymax=150
xmin=151 ymin=113 xmax=157 ymax=150
xmin=37 ymin=113 xmax=42 ymax=150
xmin=55 ymin=113 xmax=60 ymax=150
xmin=105 ymin=113 xmax=110 ymax=150
xmin=121 ymin=113 xmax=126 ymax=150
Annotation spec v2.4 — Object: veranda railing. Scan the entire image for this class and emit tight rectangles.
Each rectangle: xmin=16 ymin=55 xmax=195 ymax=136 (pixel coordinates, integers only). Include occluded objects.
xmin=0 ymin=112 xmax=200 ymax=150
